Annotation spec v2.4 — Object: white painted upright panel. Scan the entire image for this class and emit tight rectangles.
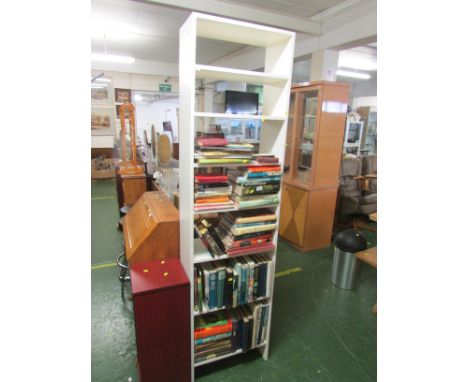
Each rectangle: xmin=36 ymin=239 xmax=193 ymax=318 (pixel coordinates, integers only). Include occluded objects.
xmin=179 ymin=13 xmax=197 ymax=382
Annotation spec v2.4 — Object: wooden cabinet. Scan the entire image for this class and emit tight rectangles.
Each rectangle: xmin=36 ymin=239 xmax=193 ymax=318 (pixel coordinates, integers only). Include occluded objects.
xmin=280 ymin=81 xmax=349 ymax=251
xmin=123 ymin=191 xmax=180 ymax=264
xmin=130 ymin=257 xmax=191 ymax=382
xmin=121 ymin=175 xmax=147 ymax=206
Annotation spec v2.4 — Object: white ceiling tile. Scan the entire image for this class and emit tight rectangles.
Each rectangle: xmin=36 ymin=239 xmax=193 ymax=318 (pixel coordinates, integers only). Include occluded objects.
xmin=287 ymin=6 xmax=320 ymax=17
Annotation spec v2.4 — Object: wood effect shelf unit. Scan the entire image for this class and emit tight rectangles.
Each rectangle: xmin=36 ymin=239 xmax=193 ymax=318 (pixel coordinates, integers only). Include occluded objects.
xmin=179 ymin=12 xmax=295 ymax=381
xmin=279 ymin=81 xmax=350 ymax=252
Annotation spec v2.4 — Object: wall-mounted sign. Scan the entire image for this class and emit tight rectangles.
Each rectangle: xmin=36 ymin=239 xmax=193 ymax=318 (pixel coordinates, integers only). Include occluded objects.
xmin=159 ymin=83 xmax=172 ymax=92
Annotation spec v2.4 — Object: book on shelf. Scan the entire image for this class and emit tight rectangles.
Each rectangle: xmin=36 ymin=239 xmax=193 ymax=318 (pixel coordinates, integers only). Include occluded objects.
xmin=196 ymin=137 xmax=228 ymax=147
xmin=194 ymin=142 xmax=254 ymax=165
xmin=193 ymin=304 xmax=270 ymax=362
xmin=231 ymin=194 xmax=279 ymax=209
xmin=194 ymin=255 xmax=272 ymax=313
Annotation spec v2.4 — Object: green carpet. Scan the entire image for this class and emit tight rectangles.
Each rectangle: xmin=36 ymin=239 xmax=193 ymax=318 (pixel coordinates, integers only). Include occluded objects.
xmin=91 ymin=180 xmax=377 ymax=381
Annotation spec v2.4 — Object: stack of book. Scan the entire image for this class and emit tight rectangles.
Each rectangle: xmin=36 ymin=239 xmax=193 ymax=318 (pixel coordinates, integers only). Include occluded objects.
xmin=194 ymin=311 xmax=233 ymax=363
xmin=215 ymin=210 xmax=276 ymax=256
xmin=227 ymin=165 xmax=282 ymax=208
xmin=194 ymin=174 xmax=234 ymax=211
xmin=195 ymin=137 xmax=254 ymax=165
xmin=194 ymin=255 xmax=273 ymax=313
xmin=194 ymin=303 xmax=271 ymax=362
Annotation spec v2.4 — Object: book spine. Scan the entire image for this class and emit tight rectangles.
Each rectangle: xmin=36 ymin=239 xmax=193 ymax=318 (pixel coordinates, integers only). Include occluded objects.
xmin=257 ymin=262 xmax=267 ymax=298
xmin=208 ymin=227 xmax=226 ymax=252
xmin=194 ymin=348 xmax=232 ymax=363
xmin=195 ymin=322 xmax=233 ymax=339
xmin=208 ymin=271 xmax=217 ymax=309
xmin=248 ymin=263 xmax=255 ymax=302
xmin=257 ymin=304 xmax=267 ymax=346
xmin=217 ymin=268 xmax=225 ymax=309
xmin=232 ymin=268 xmax=239 ymax=308
xmin=194 ymin=266 xmax=199 ymax=311
xmin=231 ymin=236 xmax=271 ymax=249
xmin=253 ymin=263 xmax=259 ymax=299
xmin=225 ymin=268 xmax=233 ymax=308
xmin=197 ymin=267 xmax=204 ymax=312
xmin=194 ymin=331 xmax=232 ymax=345
xmin=261 ymin=304 xmax=269 ymax=344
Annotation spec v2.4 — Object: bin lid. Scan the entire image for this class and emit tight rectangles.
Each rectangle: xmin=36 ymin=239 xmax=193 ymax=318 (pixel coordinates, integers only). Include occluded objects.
xmin=334 ymin=229 xmax=367 ymax=253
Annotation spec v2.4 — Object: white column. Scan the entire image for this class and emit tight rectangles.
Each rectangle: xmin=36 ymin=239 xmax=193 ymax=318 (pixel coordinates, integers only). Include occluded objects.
xmin=310 ymin=49 xmax=339 ymax=81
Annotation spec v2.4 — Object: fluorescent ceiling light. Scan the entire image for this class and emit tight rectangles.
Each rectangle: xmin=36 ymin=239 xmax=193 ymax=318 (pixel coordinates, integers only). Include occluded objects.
xmin=134 ymin=94 xmax=143 ymax=101
xmin=336 ymin=70 xmax=371 ymax=80
xmin=338 ymin=51 xmax=377 ymax=71
xmin=91 ymin=53 xmax=135 ymax=64
xmin=95 ymin=78 xmax=111 ymax=83
xmin=91 ymin=82 xmax=108 ymax=87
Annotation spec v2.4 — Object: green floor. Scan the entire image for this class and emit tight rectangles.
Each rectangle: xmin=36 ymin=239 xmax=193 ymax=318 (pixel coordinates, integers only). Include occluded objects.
xmin=92 ymin=180 xmax=377 ymax=382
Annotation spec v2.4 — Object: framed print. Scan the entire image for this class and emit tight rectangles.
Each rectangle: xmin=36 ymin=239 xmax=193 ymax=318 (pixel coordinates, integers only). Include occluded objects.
xmin=91 ymin=106 xmax=116 ymax=135
xmin=115 ymin=88 xmax=132 ymax=103
xmin=116 ymin=104 xmax=131 ymax=119
xmin=91 ymin=85 xmax=113 ymax=105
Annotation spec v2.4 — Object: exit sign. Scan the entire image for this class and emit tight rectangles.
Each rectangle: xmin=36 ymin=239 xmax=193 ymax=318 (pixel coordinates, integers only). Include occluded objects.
xmin=159 ymin=83 xmax=172 ymax=92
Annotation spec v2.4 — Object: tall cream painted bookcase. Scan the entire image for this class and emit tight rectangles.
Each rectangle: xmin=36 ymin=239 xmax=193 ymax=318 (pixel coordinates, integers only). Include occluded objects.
xmin=178 ymin=12 xmax=295 ymax=380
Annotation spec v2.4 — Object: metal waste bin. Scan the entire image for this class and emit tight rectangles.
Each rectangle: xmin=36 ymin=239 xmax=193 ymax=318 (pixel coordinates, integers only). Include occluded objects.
xmin=331 ymin=229 xmax=367 ymax=289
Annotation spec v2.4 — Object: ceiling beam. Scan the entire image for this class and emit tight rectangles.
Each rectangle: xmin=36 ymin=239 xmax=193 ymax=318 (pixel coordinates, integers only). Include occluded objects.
xmin=143 ymin=0 xmax=322 ymax=35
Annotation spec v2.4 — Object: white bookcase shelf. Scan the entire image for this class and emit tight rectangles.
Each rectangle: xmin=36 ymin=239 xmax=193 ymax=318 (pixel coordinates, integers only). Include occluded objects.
xmin=179 ymin=12 xmax=295 ymax=381
xmin=194 ymin=112 xmax=286 ymax=121
xmin=195 ymin=65 xmax=289 ymax=86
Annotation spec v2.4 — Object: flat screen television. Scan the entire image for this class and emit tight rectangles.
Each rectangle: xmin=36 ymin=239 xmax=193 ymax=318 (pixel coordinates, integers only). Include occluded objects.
xmin=225 ymin=90 xmax=259 ymax=115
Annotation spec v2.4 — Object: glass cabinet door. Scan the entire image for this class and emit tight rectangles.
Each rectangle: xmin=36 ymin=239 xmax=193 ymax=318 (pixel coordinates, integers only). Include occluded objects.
xmin=294 ymin=90 xmax=318 ymax=183
xmin=284 ymin=93 xmax=295 ymax=177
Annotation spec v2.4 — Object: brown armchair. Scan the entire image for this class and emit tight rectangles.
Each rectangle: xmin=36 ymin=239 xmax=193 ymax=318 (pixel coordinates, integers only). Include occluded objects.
xmin=338 ymin=156 xmax=377 ymax=216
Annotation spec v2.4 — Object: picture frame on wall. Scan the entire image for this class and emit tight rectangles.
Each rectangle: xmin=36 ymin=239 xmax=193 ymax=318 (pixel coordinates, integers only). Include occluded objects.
xmin=91 ymin=85 xmax=113 ymax=105
xmin=115 ymin=88 xmax=132 ymax=103
xmin=91 ymin=106 xmax=116 ymax=135
xmin=116 ymin=104 xmax=131 ymax=119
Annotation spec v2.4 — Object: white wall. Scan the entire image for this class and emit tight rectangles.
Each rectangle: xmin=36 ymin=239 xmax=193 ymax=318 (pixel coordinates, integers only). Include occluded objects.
xmin=135 ymin=99 xmax=179 ymax=143
xmin=350 ymin=80 xmax=377 ymax=110
xmin=91 ymin=70 xmax=179 ymax=148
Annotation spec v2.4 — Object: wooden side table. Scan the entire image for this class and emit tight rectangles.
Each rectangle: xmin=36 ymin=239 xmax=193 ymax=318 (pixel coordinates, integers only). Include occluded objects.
xmin=355 ymin=246 xmax=377 ymax=315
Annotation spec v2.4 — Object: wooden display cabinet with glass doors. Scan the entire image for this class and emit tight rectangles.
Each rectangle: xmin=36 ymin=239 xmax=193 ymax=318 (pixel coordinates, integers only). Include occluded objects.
xmin=280 ymin=81 xmax=350 ymax=251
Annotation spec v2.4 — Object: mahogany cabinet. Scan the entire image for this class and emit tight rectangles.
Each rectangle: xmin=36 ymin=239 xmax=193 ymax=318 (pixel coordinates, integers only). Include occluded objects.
xmin=279 ymin=81 xmax=350 ymax=251
xmin=130 ymin=257 xmax=191 ymax=382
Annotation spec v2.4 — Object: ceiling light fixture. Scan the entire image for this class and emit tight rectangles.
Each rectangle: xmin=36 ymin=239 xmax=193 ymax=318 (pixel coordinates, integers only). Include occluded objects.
xmin=91 ymin=53 xmax=135 ymax=64
xmin=134 ymin=94 xmax=143 ymax=101
xmin=336 ymin=70 xmax=371 ymax=80
xmin=338 ymin=52 xmax=377 ymax=71
xmin=95 ymin=78 xmax=111 ymax=83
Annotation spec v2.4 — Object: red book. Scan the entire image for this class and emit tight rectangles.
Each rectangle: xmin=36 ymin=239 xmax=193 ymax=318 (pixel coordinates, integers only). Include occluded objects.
xmin=197 ymin=138 xmax=228 ymax=147
xmin=231 ymin=233 xmax=273 ymax=248
xmin=194 ymin=322 xmax=233 ymax=340
xmin=195 ymin=196 xmax=230 ymax=204
xmin=226 ymin=242 xmax=275 ymax=256
xmin=247 ymin=166 xmax=281 ymax=173
xmin=256 ymin=157 xmax=279 ymax=163
xmin=195 ymin=175 xmax=229 ymax=184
